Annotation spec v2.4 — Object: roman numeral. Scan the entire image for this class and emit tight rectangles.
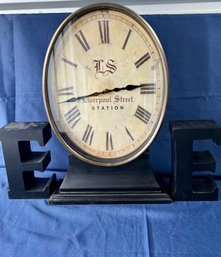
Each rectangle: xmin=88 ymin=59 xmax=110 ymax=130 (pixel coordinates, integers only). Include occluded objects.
xmin=57 ymin=86 xmax=74 ymax=96
xmin=134 ymin=105 xmax=151 ymax=124
xmin=82 ymin=124 xmax=94 ymax=145
xmin=140 ymin=83 xmax=156 ymax=94
xmin=61 ymin=57 xmax=77 ymax=68
xmin=98 ymin=20 xmax=110 ymax=44
xmin=64 ymin=106 xmax=80 ymax=129
xmin=135 ymin=52 xmax=150 ymax=69
xmin=75 ymin=30 xmax=90 ymax=52
xmin=106 ymin=132 xmax=113 ymax=150
xmin=125 ymin=126 xmax=134 ymax=141
xmin=122 ymin=29 xmax=132 ymax=50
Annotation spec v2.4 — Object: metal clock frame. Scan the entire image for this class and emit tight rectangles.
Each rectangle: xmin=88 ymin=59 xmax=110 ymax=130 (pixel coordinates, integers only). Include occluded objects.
xmin=42 ymin=2 xmax=169 ymax=166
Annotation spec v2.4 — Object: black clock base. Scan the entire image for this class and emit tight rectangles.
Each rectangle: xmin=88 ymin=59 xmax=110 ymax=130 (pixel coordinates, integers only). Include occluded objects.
xmin=49 ymin=190 xmax=171 ymax=204
xmin=49 ymin=152 xmax=172 ymax=204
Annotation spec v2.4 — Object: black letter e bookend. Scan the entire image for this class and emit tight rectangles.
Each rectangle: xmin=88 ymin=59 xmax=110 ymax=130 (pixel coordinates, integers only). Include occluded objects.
xmin=0 ymin=122 xmax=56 ymax=199
xmin=170 ymin=120 xmax=221 ymax=201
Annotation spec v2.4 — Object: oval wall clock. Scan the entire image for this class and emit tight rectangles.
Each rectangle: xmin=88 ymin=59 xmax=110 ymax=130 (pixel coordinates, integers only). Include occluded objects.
xmin=43 ymin=3 xmax=169 ymax=166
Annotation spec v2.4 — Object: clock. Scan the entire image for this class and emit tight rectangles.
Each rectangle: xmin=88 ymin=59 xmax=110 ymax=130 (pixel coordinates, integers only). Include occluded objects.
xmin=43 ymin=3 xmax=169 ymax=166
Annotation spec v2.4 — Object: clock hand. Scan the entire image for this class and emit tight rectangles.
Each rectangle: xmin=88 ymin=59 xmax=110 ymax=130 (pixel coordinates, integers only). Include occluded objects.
xmin=59 ymin=84 xmax=146 ymax=104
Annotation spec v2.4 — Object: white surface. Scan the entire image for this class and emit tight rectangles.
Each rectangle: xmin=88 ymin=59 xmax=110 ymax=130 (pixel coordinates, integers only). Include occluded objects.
xmin=0 ymin=0 xmax=221 ymax=14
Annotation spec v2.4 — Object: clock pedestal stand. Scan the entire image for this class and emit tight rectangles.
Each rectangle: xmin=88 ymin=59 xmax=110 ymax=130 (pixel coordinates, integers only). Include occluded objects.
xmin=49 ymin=151 xmax=172 ymax=204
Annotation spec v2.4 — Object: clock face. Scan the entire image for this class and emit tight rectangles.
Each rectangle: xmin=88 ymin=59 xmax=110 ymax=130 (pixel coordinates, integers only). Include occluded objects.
xmin=43 ymin=3 xmax=168 ymax=166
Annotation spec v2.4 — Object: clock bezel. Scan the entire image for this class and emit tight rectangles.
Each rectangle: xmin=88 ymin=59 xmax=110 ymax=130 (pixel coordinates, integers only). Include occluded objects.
xmin=42 ymin=2 xmax=169 ymax=166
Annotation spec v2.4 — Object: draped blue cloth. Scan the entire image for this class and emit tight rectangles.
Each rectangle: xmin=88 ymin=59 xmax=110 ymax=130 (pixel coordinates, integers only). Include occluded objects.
xmin=1 ymin=13 xmax=221 ymax=257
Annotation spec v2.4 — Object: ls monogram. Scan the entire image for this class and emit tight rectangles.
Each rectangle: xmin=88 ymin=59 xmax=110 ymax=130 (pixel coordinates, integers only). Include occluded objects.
xmin=93 ymin=59 xmax=117 ymax=78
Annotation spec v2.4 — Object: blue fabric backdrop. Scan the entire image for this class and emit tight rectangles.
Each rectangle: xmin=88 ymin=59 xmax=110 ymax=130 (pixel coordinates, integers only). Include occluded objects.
xmin=1 ymin=13 xmax=221 ymax=173
xmin=1 ymin=13 xmax=221 ymax=257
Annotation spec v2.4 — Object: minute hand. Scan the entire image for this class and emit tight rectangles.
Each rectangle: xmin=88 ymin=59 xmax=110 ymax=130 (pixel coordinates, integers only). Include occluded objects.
xmin=59 ymin=84 xmax=145 ymax=104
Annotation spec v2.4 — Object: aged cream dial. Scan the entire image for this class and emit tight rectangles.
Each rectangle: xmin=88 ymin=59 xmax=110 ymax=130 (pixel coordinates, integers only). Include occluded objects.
xmin=43 ymin=3 xmax=168 ymax=166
